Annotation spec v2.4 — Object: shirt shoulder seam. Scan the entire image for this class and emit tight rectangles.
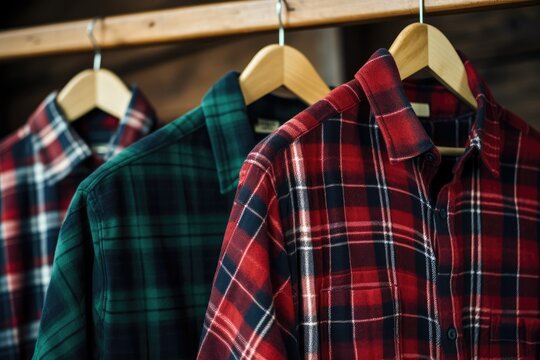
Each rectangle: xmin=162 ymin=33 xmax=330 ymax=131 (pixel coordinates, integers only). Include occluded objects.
xmin=86 ymin=189 xmax=108 ymax=324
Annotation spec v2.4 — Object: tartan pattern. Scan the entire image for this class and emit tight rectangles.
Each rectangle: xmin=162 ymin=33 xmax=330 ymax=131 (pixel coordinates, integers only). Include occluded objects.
xmin=0 ymin=89 xmax=156 ymax=359
xmin=198 ymin=49 xmax=540 ymax=359
xmin=33 ymin=72 xmax=305 ymax=359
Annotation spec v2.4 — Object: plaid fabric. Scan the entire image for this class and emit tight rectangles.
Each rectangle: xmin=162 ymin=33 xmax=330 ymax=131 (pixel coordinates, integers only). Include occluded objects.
xmin=32 ymin=72 xmax=305 ymax=359
xmin=198 ymin=49 xmax=540 ymax=359
xmin=0 ymin=89 xmax=157 ymax=360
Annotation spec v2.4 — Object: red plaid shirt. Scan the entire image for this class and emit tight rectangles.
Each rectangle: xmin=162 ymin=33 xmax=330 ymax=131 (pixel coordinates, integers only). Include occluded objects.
xmin=0 ymin=89 xmax=157 ymax=359
xmin=198 ymin=49 xmax=540 ymax=359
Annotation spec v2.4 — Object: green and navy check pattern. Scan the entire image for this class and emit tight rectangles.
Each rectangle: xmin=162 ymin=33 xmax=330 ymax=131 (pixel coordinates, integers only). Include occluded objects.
xmin=33 ymin=72 xmax=305 ymax=359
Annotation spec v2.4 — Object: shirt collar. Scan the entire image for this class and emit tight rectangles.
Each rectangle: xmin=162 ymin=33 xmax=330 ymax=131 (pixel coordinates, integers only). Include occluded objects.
xmin=354 ymin=48 xmax=502 ymax=177
xmin=201 ymin=71 xmax=258 ymax=194
xmin=29 ymin=87 xmax=157 ymax=186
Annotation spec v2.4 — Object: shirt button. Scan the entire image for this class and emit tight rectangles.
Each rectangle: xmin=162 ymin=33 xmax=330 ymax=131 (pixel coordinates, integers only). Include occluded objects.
xmin=424 ymin=152 xmax=436 ymax=163
xmin=439 ymin=208 xmax=447 ymax=219
xmin=447 ymin=326 xmax=457 ymax=341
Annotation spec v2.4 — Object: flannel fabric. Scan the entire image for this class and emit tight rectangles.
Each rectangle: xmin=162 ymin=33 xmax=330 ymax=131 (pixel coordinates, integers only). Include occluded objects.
xmin=198 ymin=49 xmax=540 ymax=359
xmin=32 ymin=72 xmax=305 ymax=359
xmin=0 ymin=89 xmax=157 ymax=359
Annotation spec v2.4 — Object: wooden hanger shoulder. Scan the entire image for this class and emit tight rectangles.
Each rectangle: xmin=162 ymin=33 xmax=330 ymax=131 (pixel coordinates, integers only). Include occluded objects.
xmin=57 ymin=68 xmax=132 ymax=121
xmin=389 ymin=23 xmax=477 ymax=109
xmin=282 ymin=45 xmax=331 ymax=106
xmin=389 ymin=22 xmax=476 ymax=156
xmin=389 ymin=23 xmax=429 ymax=80
xmin=57 ymin=69 xmax=96 ymax=121
xmin=95 ymin=69 xmax=132 ymax=118
xmin=427 ymin=24 xmax=476 ymax=109
xmin=239 ymin=44 xmax=284 ymax=105
xmin=239 ymin=44 xmax=330 ymax=106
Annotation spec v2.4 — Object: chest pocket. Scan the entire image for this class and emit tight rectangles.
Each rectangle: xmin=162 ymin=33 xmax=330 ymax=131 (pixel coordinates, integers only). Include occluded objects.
xmin=490 ymin=315 xmax=540 ymax=359
xmin=319 ymin=283 xmax=401 ymax=359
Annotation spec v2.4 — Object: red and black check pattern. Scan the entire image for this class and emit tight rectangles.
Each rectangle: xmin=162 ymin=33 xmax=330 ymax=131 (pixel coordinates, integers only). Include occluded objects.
xmin=198 ymin=49 xmax=540 ymax=359
xmin=0 ymin=89 xmax=157 ymax=359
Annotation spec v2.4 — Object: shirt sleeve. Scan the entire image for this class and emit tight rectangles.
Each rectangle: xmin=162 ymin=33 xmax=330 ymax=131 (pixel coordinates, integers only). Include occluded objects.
xmin=33 ymin=190 xmax=96 ymax=359
xmin=198 ymin=163 xmax=297 ymax=359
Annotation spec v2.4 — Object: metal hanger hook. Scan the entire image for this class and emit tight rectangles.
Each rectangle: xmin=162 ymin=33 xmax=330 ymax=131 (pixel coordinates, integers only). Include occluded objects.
xmin=419 ymin=0 xmax=424 ymax=24
xmin=87 ymin=18 xmax=102 ymax=71
xmin=276 ymin=0 xmax=285 ymax=46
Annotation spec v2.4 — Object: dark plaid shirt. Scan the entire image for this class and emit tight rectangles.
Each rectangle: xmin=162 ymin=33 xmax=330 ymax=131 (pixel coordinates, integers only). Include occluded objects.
xmin=198 ymin=49 xmax=540 ymax=359
xmin=0 ymin=89 xmax=157 ymax=359
xmin=33 ymin=72 xmax=305 ymax=359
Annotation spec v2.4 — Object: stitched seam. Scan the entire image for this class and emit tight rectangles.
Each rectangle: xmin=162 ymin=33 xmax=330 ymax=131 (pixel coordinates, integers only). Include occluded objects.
xmin=87 ymin=190 xmax=107 ymax=332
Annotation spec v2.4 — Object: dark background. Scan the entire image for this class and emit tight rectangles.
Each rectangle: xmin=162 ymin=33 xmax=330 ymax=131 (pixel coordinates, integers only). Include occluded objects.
xmin=1 ymin=1 xmax=539 ymax=138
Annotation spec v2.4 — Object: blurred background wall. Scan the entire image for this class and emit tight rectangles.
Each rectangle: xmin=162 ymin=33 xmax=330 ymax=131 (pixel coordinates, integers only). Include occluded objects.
xmin=1 ymin=1 xmax=538 ymax=139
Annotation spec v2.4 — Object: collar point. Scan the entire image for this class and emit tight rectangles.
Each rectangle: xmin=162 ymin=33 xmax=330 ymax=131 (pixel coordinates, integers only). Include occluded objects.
xmin=387 ymin=142 xmax=434 ymax=163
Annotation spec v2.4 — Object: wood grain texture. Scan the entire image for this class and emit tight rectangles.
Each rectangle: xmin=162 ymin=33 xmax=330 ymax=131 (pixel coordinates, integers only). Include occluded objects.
xmin=0 ymin=0 xmax=535 ymax=59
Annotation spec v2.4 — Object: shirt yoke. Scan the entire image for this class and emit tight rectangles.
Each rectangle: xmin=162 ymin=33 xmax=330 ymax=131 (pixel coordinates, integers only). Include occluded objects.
xmin=76 ymin=106 xmax=206 ymax=194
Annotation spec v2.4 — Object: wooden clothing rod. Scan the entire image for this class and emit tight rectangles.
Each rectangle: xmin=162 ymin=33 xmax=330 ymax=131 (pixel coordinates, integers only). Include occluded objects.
xmin=0 ymin=0 xmax=535 ymax=60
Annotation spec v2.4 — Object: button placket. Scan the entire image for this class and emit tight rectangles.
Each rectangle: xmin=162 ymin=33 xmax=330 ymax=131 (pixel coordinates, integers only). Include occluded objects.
xmin=433 ymin=189 xmax=460 ymax=356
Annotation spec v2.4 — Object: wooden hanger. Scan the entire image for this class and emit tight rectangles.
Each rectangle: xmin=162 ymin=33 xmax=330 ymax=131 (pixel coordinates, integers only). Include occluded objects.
xmin=56 ymin=19 xmax=131 ymax=122
xmin=239 ymin=0 xmax=330 ymax=105
xmin=240 ymin=44 xmax=330 ymax=105
xmin=388 ymin=2 xmax=477 ymax=156
xmin=57 ymin=69 xmax=132 ymax=121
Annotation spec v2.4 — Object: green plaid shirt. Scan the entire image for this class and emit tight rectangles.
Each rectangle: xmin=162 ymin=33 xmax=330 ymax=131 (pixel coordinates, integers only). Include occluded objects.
xmin=33 ymin=72 xmax=304 ymax=359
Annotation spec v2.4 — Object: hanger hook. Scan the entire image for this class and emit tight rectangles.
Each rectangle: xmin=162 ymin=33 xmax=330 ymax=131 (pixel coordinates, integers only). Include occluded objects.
xmin=87 ymin=18 xmax=101 ymax=71
xmin=419 ymin=0 xmax=424 ymax=24
xmin=276 ymin=0 xmax=285 ymax=46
